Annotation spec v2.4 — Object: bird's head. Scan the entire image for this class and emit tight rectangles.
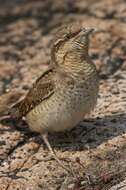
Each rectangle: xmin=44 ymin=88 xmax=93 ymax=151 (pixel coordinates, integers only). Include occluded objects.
xmin=51 ymin=23 xmax=94 ymax=65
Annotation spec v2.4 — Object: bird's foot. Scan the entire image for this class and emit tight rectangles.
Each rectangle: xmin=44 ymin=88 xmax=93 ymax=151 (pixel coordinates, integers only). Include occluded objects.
xmin=41 ymin=133 xmax=75 ymax=176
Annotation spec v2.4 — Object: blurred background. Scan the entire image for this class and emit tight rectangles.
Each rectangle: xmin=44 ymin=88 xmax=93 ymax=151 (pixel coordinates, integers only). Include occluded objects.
xmin=0 ymin=0 xmax=126 ymax=95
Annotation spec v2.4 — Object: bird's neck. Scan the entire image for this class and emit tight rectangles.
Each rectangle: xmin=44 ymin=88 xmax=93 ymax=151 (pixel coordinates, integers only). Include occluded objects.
xmin=57 ymin=53 xmax=95 ymax=79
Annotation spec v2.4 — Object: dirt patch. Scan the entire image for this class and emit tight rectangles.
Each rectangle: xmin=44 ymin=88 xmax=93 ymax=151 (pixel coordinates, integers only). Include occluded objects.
xmin=0 ymin=0 xmax=126 ymax=189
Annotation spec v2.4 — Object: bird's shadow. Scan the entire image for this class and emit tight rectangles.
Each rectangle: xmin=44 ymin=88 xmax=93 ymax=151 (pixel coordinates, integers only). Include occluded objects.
xmin=49 ymin=113 xmax=126 ymax=151
xmin=0 ymin=112 xmax=126 ymax=152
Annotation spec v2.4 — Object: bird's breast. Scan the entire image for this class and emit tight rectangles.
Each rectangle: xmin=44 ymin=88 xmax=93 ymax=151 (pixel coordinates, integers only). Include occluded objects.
xmin=26 ymin=73 xmax=99 ymax=133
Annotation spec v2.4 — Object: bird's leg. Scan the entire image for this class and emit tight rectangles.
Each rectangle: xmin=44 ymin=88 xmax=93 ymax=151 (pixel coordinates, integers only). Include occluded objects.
xmin=41 ymin=133 xmax=71 ymax=173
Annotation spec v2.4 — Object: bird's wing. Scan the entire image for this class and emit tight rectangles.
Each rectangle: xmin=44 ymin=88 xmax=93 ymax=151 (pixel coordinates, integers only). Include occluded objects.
xmin=15 ymin=68 xmax=55 ymax=117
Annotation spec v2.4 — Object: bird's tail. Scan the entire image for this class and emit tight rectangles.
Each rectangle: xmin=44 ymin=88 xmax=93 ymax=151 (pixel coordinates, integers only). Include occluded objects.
xmin=0 ymin=90 xmax=25 ymax=120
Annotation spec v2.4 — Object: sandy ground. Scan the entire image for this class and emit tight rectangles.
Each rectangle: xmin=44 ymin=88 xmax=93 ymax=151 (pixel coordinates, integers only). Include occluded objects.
xmin=0 ymin=0 xmax=126 ymax=189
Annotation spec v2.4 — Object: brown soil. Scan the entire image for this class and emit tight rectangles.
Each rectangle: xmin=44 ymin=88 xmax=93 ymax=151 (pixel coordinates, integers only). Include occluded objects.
xmin=0 ymin=0 xmax=126 ymax=189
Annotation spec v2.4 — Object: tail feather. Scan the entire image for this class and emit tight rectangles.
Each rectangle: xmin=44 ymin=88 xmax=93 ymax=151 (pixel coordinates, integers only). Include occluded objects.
xmin=8 ymin=101 xmax=23 ymax=119
xmin=0 ymin=90 xmax=25 ymax=120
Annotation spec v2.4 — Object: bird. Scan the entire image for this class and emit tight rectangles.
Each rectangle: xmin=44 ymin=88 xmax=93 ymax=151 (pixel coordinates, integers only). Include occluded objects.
xmin=1 ymin=23 xmax=99 ymax=172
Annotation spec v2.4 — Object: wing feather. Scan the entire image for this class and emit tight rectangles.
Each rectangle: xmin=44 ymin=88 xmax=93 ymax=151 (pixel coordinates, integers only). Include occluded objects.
xmin=17 ymin=68 xmax=55 ymax=116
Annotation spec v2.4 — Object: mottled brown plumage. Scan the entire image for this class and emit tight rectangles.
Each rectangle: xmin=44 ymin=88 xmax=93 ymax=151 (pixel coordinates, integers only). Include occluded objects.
xmin=13 ymin=68 xmax=55 ymax=117
xmin=51 ymin=23 xmax=82 ymax=65
xmin=10 ymin=24 xmax=84 ymax=119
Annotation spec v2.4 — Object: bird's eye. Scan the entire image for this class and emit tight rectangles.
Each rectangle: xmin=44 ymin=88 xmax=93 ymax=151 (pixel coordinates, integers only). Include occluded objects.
xmin=66 ymin=35 xmax=70 ymax=39
xmin=63 ymin=33 xmax=70 ymax=39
